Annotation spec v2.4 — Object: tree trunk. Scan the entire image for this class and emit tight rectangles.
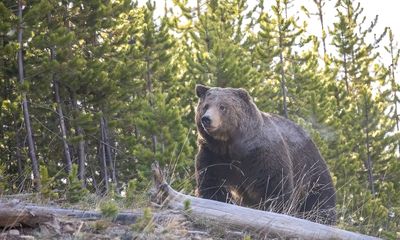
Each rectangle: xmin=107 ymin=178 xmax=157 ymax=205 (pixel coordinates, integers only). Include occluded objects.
xmin=99 ymin=117 xmax=109 ymax=193
xmin=389 ymin=31 xmax=400 ymax=154
xmin=196 ymin=0 xmax=201 ymax=17
xmin=314 ymin=0 xmax=327 ymax=55
xmin=89 ymin=165 xmax=100 ymax=194
xmin=102 ymin=117 xmax=117 ymax=184
xmin=69 ymin=91 xmax=86 ymax=184
xmin=15 ymin=129 xmax=24 ymax=189
xmin=151 ymin=162 xmax=381 ymax=240
xmin=341 ymin=33 xmax=350 ymax=93
xmin=51 ymin=46 xmax=72 ymax=174
xmin=394 ymin=89 xmax=400 ymax=155
xmin=364 ymin=99 xmax=375 ymax=194
xmin=77 ymin=126 xmax=86 ymax=183
xmin=145 ymin=54 xmax=157 ymax=154
xmin=277 ymin=4 xmax=288 ymax=119
xmin=18 ymin=0 xmax=40 ymax=191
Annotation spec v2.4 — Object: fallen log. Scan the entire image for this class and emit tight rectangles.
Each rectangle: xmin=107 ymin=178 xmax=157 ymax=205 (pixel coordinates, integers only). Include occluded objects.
xmin=0 ymin=202 xmax=153 ymax=227
xmin=0 ymin=202 xmax=54 ymax=228
xmin=150 ymin=162 xmax=381 ymax=240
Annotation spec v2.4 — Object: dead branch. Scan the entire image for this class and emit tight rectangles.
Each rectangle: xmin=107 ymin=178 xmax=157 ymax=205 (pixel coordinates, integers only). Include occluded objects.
xmin=150 ymin=161 xmax=381 ymax=240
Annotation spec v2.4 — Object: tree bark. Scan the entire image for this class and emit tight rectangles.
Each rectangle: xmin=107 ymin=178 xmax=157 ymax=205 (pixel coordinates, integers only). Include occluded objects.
xmin=313 ymin=0 xmax=327 ymax=56
xmin=18 ymin=0 xmax=40 ymax=191
xmin=15 ymin=129 xmax=24 ymax=189
xmin=277 ymin=2 xmax=288 ymax=118
xmin=388 ymin=30 xmax=400 ymax=155
xmin=51 ymin=46 xmax=72 ymax=174
xmin=69 ymin=92 xmax=86 ymax=184
xmin=0 ymin=207 xmax=53 ymax=228
xmin=0 ymin=201 xmax=179 ymax=227
xmin=77 ymin=126 xmax=86 ymax=183
xmin=364 ymin=98 xmax=375 ymax=194
xmin=145 ymin=54 xmax=157 ymax=154
xmin=99 ymin=117 xmax=109 ymax=193
xmin=102 ymin=117 xmax=116 ymax=184
xmin=151 ymin=162 xmax=381 ymax=240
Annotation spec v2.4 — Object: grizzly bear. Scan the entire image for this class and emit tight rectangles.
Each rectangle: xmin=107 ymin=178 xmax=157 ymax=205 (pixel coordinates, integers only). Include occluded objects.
xmin=194 ymin=84 xmax=336 ymax=225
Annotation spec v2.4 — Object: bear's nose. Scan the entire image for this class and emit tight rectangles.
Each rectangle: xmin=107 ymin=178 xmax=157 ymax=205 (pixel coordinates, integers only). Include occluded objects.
xmin=201 ymin=116 xmax=211 ymax=127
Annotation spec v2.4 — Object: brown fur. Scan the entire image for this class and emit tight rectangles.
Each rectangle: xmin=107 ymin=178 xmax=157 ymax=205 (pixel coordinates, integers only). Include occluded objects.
xmin=194 ymin=85 xmax=336 ymax=225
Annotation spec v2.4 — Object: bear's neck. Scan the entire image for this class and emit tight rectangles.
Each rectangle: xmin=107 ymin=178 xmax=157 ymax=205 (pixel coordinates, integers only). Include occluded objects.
xmin=196 ymin=122 xmax=231 ymax=153
xmin=237 ymin=104 xmax=264 ymax=136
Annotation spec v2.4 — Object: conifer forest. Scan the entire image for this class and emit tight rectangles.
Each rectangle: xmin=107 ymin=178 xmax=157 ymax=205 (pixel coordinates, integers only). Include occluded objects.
xmin=1 ymin=0 xmax=400 ymax=237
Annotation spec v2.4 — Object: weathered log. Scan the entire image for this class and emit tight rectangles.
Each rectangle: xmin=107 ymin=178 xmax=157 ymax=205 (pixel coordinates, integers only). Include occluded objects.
xmin=0 ymin=202 xmax=143 ymax=227
xmin=0 ymin=203 xmax=54 ymax=228
xmin=0 ymin=200 xmax=181 ymax=228
xmin=21 ymin=205 xmax=141 ymax=224
xmin=151 ymin=162 xmax=381 ymax=240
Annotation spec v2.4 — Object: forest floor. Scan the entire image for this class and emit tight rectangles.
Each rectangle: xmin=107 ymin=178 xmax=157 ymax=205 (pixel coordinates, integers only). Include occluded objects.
xmin=0 ymin=196 xmax=254 ymax=240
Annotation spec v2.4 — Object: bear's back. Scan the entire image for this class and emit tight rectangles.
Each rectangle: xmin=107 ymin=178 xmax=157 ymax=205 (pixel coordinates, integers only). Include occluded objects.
xmin=261 ymin=113 xmax=330 ymax=181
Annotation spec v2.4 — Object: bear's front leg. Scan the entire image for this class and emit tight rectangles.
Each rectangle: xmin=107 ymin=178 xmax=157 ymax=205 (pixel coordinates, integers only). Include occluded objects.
xmin=195 ymin=147 xmax=229 ymax=202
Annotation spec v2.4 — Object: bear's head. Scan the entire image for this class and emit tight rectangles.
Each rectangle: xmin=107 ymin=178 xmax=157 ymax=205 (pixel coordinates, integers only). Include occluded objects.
xmin=195 ymin=84 xmax=258 ymax=141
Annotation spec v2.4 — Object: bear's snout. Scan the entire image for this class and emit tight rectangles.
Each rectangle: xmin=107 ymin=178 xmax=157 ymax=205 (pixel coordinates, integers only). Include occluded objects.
xmin=201 ymin=115 xmax=212 ymax=127
xmin=200 ymin=107 xmax=221 ymax=133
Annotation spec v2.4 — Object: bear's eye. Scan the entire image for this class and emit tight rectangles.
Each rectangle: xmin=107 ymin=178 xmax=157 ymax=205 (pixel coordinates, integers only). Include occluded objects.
xmin=203 ymin=104 xmax=209 ymax=110
xmin=220 ymin=105 xmax=226 ymax=111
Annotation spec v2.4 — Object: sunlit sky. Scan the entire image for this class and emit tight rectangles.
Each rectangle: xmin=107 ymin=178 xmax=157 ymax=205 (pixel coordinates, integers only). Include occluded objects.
xmin=140 ymin=0 xmax=400 ymax=77
xmin=143 ymin=0 xmax=400 ymax=39
xmin=305 ymin=0 xmax=400 ymax=37
xmin=361 ymin=0 xmax=399 ymax=38
xmin=301 ymin=0 xmax=400 ymax=56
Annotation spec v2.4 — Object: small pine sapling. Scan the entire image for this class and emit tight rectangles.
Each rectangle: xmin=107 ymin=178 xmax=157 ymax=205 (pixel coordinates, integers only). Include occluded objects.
xmin=39 ymin=165 xmax=58 ymax=199
xmin=0 ymin=164 xmax=6 ymax=194
xmin=183 ymin=199 xmax=192 ymax=213
xmin=132 ymin=207 xmax=154 ymax=233
xmin=100 ymin=199 xmax=119 ymax=219
xmin=125 ymin=178 xmax=138 ymax=207
xmin=66 ymin=164 xmax=88 ymax=203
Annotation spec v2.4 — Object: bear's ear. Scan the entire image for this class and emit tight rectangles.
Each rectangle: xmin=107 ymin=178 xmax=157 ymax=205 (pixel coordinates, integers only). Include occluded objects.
xmin=235 ymin=88 xmax=251 ymax=102
xmin=196 ymin=84 xmax=210 ymax=98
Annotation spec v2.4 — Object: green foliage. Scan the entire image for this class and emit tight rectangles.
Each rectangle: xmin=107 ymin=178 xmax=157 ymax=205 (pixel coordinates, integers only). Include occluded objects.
xmin=0 ymin=163 xmax=6 ymax=194
xmin=0 ymin=0 xmax=399 ymax=236
xmin=243 ymin=235 xmax=252 ymax=240
xmin=92 ymin=219 xmax=110 ymax=232
xmin=39 ymin=166 xmax=58 ymax=199
xmin=132 ymin=207 xmax=154 ymax=233
xmin=183 ymin=199 xmax=191 ymax=212
xmin=124 ymin=178 xmax=149 ymax=208
xmin=100 ymin=199 xmax=119 ymax=219
xmin=321 ymin=0 xmax=400 ymax=235
xmin=125 ymin=179 xmax=139 ymax=204
xmin=66 ymin=164 xmax=88 ymax=204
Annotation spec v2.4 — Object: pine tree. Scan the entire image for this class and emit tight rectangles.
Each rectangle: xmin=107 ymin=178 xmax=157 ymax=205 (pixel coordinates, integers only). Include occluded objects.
xmin=255 ymin=0 xmax=305 ymax=117
xmin=330 ymin=0 xmax=399 ymax=233
xmin=120 ymin=2 xmax=194 ymax=191
xmin=17 ymin=0 xmax=40 ymax=191
xmin=177 ymin=0 xmax=257 ymax=89
xmin=0 ymin=0 xmax=25 ymax=192
xmin=385 ymin=28 xmax=400 ymax=154
xmin=66 ymin=164 xmax=88 ymax=203
xmin=311 ymin=0 xmax=329 ymax=55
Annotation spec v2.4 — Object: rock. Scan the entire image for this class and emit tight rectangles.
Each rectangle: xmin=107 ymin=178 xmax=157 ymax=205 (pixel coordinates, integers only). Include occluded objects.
xmin=19 ymin=236 xmax=35 ymax=240
xmin=8 ymin=229 xmax=20 ymax=236
xmin=63 ymin=224 xmax=75 ymax=234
